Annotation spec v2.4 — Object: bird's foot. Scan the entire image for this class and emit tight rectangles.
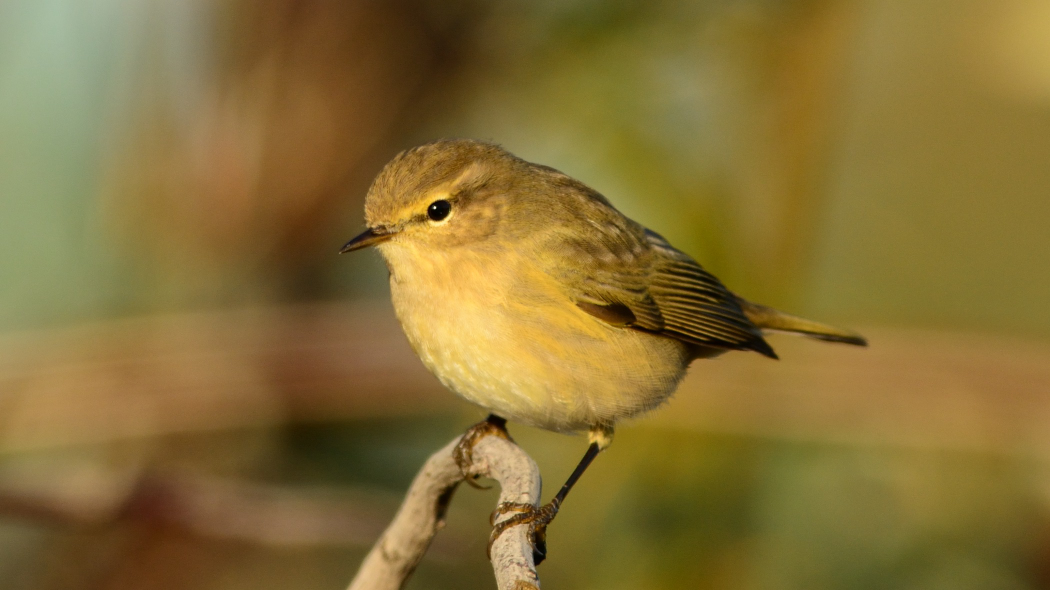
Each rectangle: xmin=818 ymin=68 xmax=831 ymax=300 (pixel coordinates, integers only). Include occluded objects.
xmin=488 ymin=499 xmax=560 ymax=565
xmin=453 ymin=414 xmax=511 ymax=489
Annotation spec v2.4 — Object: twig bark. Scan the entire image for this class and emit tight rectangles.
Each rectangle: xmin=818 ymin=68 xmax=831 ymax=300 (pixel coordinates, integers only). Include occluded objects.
xmin=347 ymin=433 xmax=542 ymax=590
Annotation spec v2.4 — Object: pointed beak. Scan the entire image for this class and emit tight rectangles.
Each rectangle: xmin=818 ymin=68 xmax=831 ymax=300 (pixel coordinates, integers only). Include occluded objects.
xmin=339 ymin=227 xmax=395 ymax=253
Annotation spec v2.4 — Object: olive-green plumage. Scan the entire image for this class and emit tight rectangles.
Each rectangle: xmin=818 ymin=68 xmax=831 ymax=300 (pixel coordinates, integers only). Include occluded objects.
xmin=344 ymin=139 xmax=865 ymax=444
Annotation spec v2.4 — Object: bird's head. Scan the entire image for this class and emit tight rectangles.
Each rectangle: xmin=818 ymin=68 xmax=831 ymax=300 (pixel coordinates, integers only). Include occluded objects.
xmin=340 ymin=139 xmax=520 ymax=256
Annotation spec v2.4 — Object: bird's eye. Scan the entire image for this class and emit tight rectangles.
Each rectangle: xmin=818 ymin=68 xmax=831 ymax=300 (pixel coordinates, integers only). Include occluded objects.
xmin=427 ymin=199 xmax=452 ymax=222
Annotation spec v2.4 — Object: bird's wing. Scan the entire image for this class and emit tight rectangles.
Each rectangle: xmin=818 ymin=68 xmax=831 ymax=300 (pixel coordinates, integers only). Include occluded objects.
xmin=556 ymin=225 xmax=777 ymax=358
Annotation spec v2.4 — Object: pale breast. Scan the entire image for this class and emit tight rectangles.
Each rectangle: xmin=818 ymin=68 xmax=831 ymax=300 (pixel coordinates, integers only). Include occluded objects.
xmin=379 ymin=242 xmax=691 ymax=433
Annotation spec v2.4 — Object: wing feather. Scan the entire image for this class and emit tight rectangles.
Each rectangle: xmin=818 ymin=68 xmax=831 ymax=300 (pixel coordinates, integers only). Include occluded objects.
xmin=549 ymin=216 xmax=776 ymax=358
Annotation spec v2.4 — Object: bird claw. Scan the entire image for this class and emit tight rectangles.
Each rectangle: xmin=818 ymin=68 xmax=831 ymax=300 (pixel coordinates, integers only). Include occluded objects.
xmin=488 ymin=500 xmax=560 ymax=565
xmin=452 ymin=415 xmax=511 ymax=489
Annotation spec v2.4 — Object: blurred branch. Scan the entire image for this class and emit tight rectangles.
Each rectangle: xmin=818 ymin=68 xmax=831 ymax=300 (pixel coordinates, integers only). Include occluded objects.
xmin=2 ymin=303 xmax=1050 ymax=457
xmin=348 ymin=434 xmax=541 ymax=590
xmin=0 ymin=462 xmax=410 ymax=548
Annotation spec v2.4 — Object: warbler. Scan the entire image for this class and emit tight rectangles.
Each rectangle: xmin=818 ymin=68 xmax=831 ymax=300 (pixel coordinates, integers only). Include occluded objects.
xmin=341 ymin=138 xmax=865 ymax=560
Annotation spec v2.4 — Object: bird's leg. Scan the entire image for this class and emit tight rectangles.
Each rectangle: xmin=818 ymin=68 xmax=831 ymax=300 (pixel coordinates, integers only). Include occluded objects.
xmin=453 ymin=414 xmax=512 ymax=488
xmin=489 ymin=424 xmax=613 ymax=564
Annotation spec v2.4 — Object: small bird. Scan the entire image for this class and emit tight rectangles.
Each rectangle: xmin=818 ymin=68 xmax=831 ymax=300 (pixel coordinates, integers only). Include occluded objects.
xmin=341 ymin=138 xmax=865 ymax=560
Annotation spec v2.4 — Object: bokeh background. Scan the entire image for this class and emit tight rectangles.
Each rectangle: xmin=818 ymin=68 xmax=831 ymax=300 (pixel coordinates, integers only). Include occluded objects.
xmin=2 ymin=1 xmax=1050 ymax=588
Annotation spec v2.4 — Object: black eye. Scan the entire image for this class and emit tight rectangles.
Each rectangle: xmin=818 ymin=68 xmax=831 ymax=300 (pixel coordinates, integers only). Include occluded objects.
xmin=427 ymin=199 xmax=452 ymax=221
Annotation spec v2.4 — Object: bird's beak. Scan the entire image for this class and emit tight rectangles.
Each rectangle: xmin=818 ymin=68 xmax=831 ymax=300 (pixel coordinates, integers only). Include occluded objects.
xmin=339 ymin=227 xmax=395 ymax=253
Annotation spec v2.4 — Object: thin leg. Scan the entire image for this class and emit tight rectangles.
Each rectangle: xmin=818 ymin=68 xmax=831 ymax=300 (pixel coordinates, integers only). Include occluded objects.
xmin=453 ymin=414 xmax=511 ymax=488
xmin=551 ymin=441 xmax=600 ymax=507
xmin=490 ymin=424 xmax=612 ymax=565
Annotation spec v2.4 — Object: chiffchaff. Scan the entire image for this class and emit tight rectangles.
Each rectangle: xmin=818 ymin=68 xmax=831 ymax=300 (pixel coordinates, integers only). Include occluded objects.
xmin=341 ymin=138 xmax=865 ymax=559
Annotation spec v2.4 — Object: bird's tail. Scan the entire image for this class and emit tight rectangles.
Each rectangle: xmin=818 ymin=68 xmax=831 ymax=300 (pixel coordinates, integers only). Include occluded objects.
xmin=737 ymin=299 xmax=868 ymax=347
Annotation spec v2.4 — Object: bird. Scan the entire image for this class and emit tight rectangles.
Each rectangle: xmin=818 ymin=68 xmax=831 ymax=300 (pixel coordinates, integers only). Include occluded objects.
xmin=341 ymin=138 xmax=866 ymax=561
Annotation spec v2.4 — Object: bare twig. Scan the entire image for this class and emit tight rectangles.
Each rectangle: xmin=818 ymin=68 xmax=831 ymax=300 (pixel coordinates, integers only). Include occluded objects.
xmin=348 ymin=434 xmax=542 ymax=590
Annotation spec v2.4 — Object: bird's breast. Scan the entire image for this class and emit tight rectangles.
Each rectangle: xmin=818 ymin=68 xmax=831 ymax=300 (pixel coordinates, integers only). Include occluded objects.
xmin=378 ymin=242 xmax=691 ymax=432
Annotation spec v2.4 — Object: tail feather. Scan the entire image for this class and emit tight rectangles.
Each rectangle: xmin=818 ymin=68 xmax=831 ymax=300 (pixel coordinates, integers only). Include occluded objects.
xmin=737 ymin=299 xmax=868 ymax=347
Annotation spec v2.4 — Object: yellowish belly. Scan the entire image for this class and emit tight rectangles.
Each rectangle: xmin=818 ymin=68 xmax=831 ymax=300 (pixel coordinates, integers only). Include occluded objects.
xmin=383 ymin=245 xmax=690 ymax=433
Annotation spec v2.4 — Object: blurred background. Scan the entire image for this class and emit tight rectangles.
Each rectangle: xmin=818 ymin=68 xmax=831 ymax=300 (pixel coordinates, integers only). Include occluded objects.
xmin=2 ymin=0 xmax=1050 ymax=588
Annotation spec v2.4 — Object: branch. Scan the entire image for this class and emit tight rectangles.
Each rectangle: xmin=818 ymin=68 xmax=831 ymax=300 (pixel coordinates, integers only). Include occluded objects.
xmin=0 ymin=463 xmax=412 ymax=548
xmin=347 ymin=434 xmax=542 ymax=590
